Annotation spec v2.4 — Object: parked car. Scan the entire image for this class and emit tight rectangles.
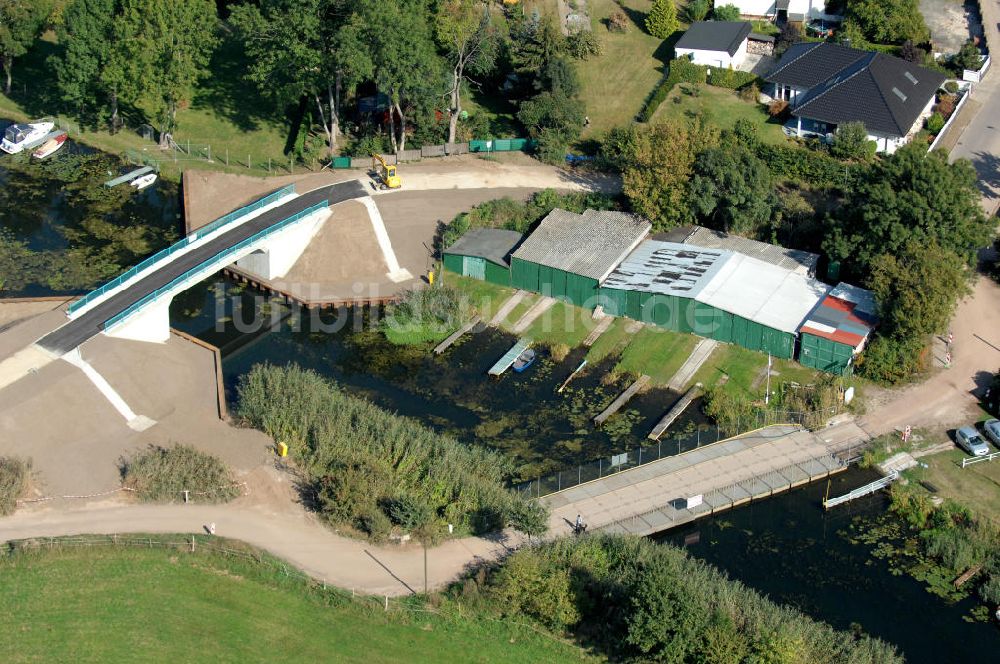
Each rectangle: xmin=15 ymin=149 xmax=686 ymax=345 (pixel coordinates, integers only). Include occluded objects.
xmin=982 ymin=419 xmax=1000 ymax=447
xmin=955 ymin=426 xmax=991 ymax=456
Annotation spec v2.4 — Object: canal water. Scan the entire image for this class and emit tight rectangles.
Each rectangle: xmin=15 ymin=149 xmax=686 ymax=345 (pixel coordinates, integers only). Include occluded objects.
xmin=0 ymin=131 xmax=178 ymax=297
xmin=657 ymin=466 xmax=1000 ymax=663
xmin=169 ymin=276 xmax=710 ymax=481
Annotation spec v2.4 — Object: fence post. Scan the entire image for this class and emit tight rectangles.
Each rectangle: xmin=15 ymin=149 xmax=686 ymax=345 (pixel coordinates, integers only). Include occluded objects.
xmin=247 ymin=154 xmax=250 ymax=169
xmin=578 ymin=465 xmax=581 ymax=485
xmin=190 ymin=536 xmax=195 ymax=552
xmin=638 ymin=446 xmax=642 ymax=465
xmin=599 ymin=458 xmax=602 ymax=477
xmin=384 ymin=595 xmax=389 ymax=611
xmin=557 ymin=471 xmax=561 ymax=492
xmin=207 ymin=145 xmax=211 ymax=162
xmin=226 ymin=148 xmax=229 ymax=166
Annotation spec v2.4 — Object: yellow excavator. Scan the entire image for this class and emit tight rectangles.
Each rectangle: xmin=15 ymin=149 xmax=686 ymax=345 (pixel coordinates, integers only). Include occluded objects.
xmin=371 ymin=154 xmax=402 ymax=190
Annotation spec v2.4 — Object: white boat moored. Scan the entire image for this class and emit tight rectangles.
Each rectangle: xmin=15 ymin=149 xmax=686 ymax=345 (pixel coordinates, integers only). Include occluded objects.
xmin=1 ymin=121 xmax=56 ymax=154
xmin=32 ymin=133 xmax=67 ymax=160
xmin=130 ymin=173 xmax=157 ymax=190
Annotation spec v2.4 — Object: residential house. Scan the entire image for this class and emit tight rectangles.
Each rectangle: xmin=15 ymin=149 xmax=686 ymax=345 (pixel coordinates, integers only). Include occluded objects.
xmin=675 ymin=21 xmax=753 ymax=69
xmin=764 ymin=42 xmax=946 ymax=153
xmin=728 ymin=0 xmax=840 ymax=22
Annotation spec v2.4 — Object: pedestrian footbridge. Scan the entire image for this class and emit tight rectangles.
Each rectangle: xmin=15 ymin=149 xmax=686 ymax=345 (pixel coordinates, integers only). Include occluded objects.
xmin=36 ymin=180 xmax=368 ymax=354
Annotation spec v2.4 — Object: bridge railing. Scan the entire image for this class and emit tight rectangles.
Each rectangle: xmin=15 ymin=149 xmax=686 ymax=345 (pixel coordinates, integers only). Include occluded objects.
xmin=103 ymin=200 xmax=329 ymax=331
xmin=67 ymin=185 xmax=296 ymax=316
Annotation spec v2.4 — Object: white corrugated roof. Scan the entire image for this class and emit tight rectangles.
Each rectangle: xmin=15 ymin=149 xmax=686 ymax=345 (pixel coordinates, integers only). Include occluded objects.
xmin=602 ymin=240 xmax=730 ymax=297
xmin=695 ymin=253 xmax=830 ymax=333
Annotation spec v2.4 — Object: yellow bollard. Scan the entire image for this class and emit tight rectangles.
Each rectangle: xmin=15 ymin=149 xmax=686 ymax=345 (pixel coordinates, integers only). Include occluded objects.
xmin=277 ymin=442 xmax=288 ymax=457
xmin=427 ymin=270 xmax=435 ymax=286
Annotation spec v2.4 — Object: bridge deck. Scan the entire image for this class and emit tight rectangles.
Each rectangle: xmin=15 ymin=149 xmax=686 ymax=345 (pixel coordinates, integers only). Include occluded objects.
xmin=37 ymin=180 xmax=367 ymax=355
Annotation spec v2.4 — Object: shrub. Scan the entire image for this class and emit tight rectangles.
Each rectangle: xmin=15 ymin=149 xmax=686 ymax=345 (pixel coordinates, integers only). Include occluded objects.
xmin=713 ymin=4 xmax=741 ymax=21
xmin=566 ymin=30 xmax=602 ymax=59
xmin=607 ymin=9 xmax=629 ymax=33
xmin=637 ymin=57 xmax=707 ymax=121
xmin=738 ymin=82 xmax=759 ymax=103
xmin=381 ymin=286 xmax=462 ymax=345
xmin=755 ymin=142 xmax=850 ymax=187
xmin=548 ymin=342 xmax=570 ymax=362
xmin=121 ymin=444 xmax=240 ymax=504
xmin=236 ymin=364 xmax=548 ymax=538
xmin=926 ymin=111 xmax=945 ymax=134
xmin=952 ymin=40 xmax=983 ymax=72
xmin=856 ymin=334 xmax=926 ymax=384
xmin=944 ymin=80 xmax=960 ymax=94
xmin=703 ymin=389 xmax=755 ymax=431
xmin=766 ymin=98 xmax=789 ymax=119
xmin=830 ymin=121 xmax=877 ymax=161
xmin=685 ymin=0 xmax=710 ymax=22
xmin=935 ymin=94 xmax=956 ymax=119
xmin=0 ymin=457 xmax=30 ymax=516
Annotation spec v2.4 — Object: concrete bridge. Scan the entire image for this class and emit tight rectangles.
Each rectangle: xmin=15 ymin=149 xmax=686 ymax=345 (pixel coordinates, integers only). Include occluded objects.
xmin=37 ymin=180 xmax=367 ymax=354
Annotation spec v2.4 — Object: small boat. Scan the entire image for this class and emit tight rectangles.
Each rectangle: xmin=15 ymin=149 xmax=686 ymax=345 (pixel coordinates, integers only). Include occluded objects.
xmin=512 ymin=348 xmax=537 ymax=373
xmin=129 ymin=172 xmax=157 ymax=190
xmin=32 ymin=133 xmax=67 ymax=159
xmin=1 ymin=120 xmax=55 ymax=154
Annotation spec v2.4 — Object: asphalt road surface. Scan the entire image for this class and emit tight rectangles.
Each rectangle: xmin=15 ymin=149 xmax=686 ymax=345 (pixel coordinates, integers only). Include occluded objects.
xmin=37 ymin=180 xmax=367 ymax=355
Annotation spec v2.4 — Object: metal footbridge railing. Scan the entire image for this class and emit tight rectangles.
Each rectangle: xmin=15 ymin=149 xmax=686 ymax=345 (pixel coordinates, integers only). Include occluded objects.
xmin=67 ymin=185 xmax=296 ymax=317
xmin=103 ymin=200 xmax=328 ymax=332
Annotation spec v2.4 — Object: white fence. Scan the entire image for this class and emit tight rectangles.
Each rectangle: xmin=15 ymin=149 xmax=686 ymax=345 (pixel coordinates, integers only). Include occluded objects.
xmin=963 ymin=55 xmax=992 ymax=83
xmin=961 ymin=450 xmax=1000 ymax=467
xmin=928 ymin=84 xmax=973 ymax=152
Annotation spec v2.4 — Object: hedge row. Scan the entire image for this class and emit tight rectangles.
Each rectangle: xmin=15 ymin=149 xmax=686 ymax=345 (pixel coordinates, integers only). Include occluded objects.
xmin=637 ymin=58 xmax=707 ymax=122
xmin=707 ymin=67 xmax=760 ymax=90
xmin=755 ymin=142 xmax=853 ymax=187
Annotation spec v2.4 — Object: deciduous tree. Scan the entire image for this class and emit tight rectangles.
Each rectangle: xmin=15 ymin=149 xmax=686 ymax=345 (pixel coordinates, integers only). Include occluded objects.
xmin=436 ymin=0 xmax=499 ymax=144
xmin=712 ymin=3 xmax=741 ymax=21
xmin=845 ymin=0 xmax=929 ymax=45
xmin=689 ymin=143 xmax=777 ymax=236
xmin=0 ymin=0 xmax=49 ymax=95
xmin=830 ymin=121 xmax=875 ymax=161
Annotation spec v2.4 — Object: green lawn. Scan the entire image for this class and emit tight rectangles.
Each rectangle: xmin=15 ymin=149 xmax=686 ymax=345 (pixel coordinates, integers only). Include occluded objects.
xmin=909 ymin=448 xmax=1000 ymax=522
xmin=521 ymin=301 xmax=599 ymax=348
xmin=0 ymin=542 xmax=591 ymax=663
xmin=578 ymin=0 xmax=672 ymax=138
xmin=690 ymin=344 xmax=828 ymax=397
xmin=585 ymin=318 xmax=635 ymax=363
xmin=650 ymin=85 xmax=787 ymax=144
xmin=615 ymin=327 xmax=697 ymax=385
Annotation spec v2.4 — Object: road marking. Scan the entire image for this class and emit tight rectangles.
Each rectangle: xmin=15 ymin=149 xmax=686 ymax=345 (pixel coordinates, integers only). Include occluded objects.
xmin=358 ymin=196 xmax=413 ymax=283
xmin=62 ymin=349 xmax=156 ymax=431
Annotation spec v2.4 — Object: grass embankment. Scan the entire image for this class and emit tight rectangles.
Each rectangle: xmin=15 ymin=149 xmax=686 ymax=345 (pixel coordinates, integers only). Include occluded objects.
xmin=650 ymin=85 xmax=788 ymax=145
xmin=0 ymin=541 xmax=590 ymax=663
xmin=0 ymin=457 xmax=30 ymax=515
xmin=121 ymin=444 xmax=240 ymax=504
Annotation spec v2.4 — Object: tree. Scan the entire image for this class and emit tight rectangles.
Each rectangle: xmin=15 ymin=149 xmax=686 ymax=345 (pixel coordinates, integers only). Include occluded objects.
xmin=830 ymin=121 xmax=875 ymax=161
xmin=517 ymin=90 xmax=584 ymax=163
xmin=712 ymin=3 xmax=741 ymax=21
xmin=53 ymin=0 xmax=125 ymax=130
xmin=900 ymin=39 xmax=924 ymax=63
xmin=952 ymin=40 xmax=983 ymax=72
xmin=824 ymin=143 xmax=991 ymax=275
xmin=436 ymin=0 xmax=499 ymax=144
xmin=645 ymin=0 xmax=678 ymax=39
xmin=776 ymin=21 xmax=801 ymax=52
xmin=613 ymin=119 xmax=720 ymax=230
xmin=625 ymin=554 xmax=710 ymax=661
xmin=339 ymin=0 xmax=444 ymax=153
xmin=0 ymin=0 xmax=49 ymax=95
xmin=689 ymin=143 xmax=777 ymax=236
xmin=684 ymin=0 xmax=710 ymax=22
xmin=846 ymin=0 xmax=929 ymax=45
xmin=231 ymin=0 xmax=360 ymax=154
xmin=113 ymin=0 xmax=217 ymax=146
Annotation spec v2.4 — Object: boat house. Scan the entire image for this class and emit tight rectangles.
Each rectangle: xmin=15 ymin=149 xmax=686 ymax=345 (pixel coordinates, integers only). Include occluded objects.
xmin=442 ymin=228 xmax=523 ymax=286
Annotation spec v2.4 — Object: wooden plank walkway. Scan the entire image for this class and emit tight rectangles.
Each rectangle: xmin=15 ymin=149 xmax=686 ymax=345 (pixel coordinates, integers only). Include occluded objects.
xmin=541 ymin=425 xmax=845 ymax=537
xmin=648 ymin=384 xmax=700 ymax=440
xmin=433 ymin=316 xmax=481 ymax=355
xmin=823 ymin=471 xmax=898 ymax=509
xmin=594 ymin=374 xmax=650 ymax=425
xmin=488 ymin=337 xmax=531 ymax=376
xmin=583 ymin=315 xmax=614 ymax=347
xmin=488 ymin=290 xmax=527 ymax=326
xmin=512 ymin=296 xmax=556 ymax=333
xmin=667 ymin=338 xmax=717 ymax=391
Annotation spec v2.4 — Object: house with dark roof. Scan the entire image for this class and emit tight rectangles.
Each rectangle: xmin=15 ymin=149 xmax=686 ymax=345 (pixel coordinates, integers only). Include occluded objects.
xmin=765 ymin=42 xmax=946 ymax=153
xmin=675 ymin=21 xmax=753 ymax=68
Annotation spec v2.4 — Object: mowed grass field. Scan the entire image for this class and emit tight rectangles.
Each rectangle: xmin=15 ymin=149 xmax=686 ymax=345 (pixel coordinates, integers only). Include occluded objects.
xmin=651 ymin=85 xmax=788 ymax=144
xmin=0 ymin=543 xmax=591 ymax=664
xmin=578 ymin=0 xmax=671 ymax=138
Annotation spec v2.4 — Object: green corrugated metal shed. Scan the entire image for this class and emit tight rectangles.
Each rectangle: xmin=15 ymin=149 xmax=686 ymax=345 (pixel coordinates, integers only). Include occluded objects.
xmin=799 ymin=333 xmax=855 ymax=375
xmin=442 ymin=228 xmax=522 ymax=286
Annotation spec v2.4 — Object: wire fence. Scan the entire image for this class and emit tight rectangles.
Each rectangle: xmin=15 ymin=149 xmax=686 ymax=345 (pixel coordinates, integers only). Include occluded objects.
xmin=515 ymin=407 xmax=842 ymax=499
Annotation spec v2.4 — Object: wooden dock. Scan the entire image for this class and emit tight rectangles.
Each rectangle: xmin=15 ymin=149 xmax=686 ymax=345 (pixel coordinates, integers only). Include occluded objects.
xmin=823 ymin=470 xmax=898 ymax=509
xmin=648 ymin=384 xmax=700 ymax=441
xmin=583 ymin=315 xmax=614 ymax=347
xmin=512 ymin=296 xmax=555 ymax=333
xmin=594 ymin=374 xmax=650 ymax=425
xmin=488 ymin=337 xmax=532 ymax=376
xmin=433 ymin=316 xmax=481 ymax=354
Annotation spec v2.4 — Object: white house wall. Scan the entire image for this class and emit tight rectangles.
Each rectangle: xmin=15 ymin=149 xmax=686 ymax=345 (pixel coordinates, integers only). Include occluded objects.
xmin=732 ymin=0 xmax=776 ymax=17
xmin=677 ymin=42 xmax=747 ymax=68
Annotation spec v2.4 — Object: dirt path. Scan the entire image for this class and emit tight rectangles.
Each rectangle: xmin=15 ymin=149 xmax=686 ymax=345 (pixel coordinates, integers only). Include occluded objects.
xmin=2 ymin=493 xmax=523 ymax=597
xmin=859 ymin=276 xmax=1000 ymax=436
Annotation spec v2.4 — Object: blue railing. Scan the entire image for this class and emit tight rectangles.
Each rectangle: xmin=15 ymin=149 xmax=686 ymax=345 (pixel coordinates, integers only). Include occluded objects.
xmin=102 ymin=200 xmax=329 ymax=331
xmin=67 ymin=185 xmax=297 ymax=316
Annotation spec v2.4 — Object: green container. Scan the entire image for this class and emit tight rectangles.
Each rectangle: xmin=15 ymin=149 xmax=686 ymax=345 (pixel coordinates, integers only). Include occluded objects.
xmin=494 ymin=139 xmax=513 ymax=151
xmin=331 ymin=156 xmax=352 ymax=169
xmin=469 ymin=139 xmax=490 ymax=153
xmin=509 ymin=138 xmax=528 ymax=151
